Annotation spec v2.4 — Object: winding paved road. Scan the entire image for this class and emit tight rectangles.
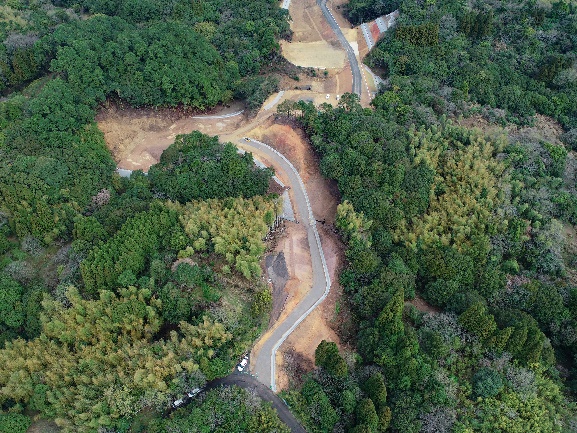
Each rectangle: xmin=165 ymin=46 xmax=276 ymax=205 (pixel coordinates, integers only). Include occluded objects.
xmin=235 ymin=138 xmax=331 ymax=393
xmin=317 ymin=0 xmax=362 ymax=96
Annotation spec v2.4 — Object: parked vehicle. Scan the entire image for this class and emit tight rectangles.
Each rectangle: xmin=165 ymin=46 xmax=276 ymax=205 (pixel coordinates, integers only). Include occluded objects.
xmin=187 ymin=388 xmax=201 ymax=398
xmin=172 ymin=398 xmax=184 ymax=408
xmin=237 ymin=354 xmax=249 ymax=372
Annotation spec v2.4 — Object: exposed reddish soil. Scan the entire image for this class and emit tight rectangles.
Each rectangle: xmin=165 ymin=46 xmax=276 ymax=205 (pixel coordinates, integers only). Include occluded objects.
xmin=96 ymin=101 xmax=246 ymax=171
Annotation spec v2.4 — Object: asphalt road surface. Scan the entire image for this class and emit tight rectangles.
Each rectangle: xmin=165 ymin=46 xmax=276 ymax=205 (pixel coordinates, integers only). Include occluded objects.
xmin=206 ymin=373 xmax=307 ymax=433
xmin=317 ymin=0 xmax=362 ymax=96
xmin=236 ymin=138 xmax=331 ymax=392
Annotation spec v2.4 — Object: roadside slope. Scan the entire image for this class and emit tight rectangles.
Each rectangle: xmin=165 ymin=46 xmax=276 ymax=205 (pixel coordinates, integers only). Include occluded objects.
xmin=235 ymin=138 xmax=331 ymax=392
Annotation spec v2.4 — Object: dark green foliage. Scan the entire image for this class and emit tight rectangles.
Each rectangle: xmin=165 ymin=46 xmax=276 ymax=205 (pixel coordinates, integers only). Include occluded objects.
xmin=0 ymin=0 xmax=289 ymax=245
xmin=282 ymin=81 xmax=576 ymax=432
xmin=157 ymin=263 xmax=221 ymax=324
xmin=300 ymin=379 xmax=339 ymax=433
xmin=458 ymin=302 xmax=497 ymax=341
xmin=315 ymin=340 xmax=348 ymax=377
xmin=476 ymin=263 xmax=506 ymax=299
xmin=154 ymin=386 xmax=290 ymax=433
xmin=73 ymin=215 xmax=106 ymax=247
xmin=236 ymin=76 xmax=280 ymax=110
xmin=495 ymin=309 xmax=551 ymax=367
xmin=0 ymin=274 xmax=24 ymax=329
xmin=0 ymin=413 xmax=31 ymax=433
xmin=0 ymin=234 xmax=10 ymax=256
xmin=149 ymin=131 xmax=272 ymax=202
xmin=362 ymin=373 xmax=387 ymax=410
xmin=423 ymin=279 xmax=460 ymax=307
xmin=365 ymin=0 xmax=577 ymax=128
xmin=0 ymin=91 xmax=115 ymax=242
xmin=49 ymin=17 xmax=238 ymax=108
xmin=458 ymin=11 xmax=494 ymax=39
xmin=346 ymin=0 xmax=400 ymax=24
xmin=80 ymin=203 xmax=182 ymax=294
xmin=472 ymin=368 xmax=503 ymax=398
xmin=355 ymin=398 xmax=379 ymax=431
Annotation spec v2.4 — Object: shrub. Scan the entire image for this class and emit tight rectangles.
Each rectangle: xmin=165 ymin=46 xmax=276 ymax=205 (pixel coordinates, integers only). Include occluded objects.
xmin=0 ymin=413 xmax=31 ymax=433
xmin=472 ymin=367 xmax=503 ymax=398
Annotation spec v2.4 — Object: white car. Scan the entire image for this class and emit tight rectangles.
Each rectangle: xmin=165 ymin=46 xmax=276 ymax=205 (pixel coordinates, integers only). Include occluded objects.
xmin=187 ymin=388 xmax=201 ymax=398
xmin=336 ymin=95 xmax=340 ymax=101
xmin=237 ymin=355 xmax=249 ymax=372
xmin=172 ymin=398 xmax=184 ymax=408
xmin=326 ymin=94 xmax=330 ymax=99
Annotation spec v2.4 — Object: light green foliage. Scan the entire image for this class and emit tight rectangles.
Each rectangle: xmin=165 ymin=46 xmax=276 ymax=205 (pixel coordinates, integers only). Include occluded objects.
xmin=176 ymin=196 xmax=281 ymax=279
xmin=542 ymin=142 xmax=568 ymax=178
xmin=463 ymin=369 xmax=565 ymax=432
xmin=395 ymin=23 xmax=439 ymax=46
xmin=0 ymin=286 xmax=231 ymax=432
xmin=395 ymin=127 xmax=505 ymax=252
xmin=336 ymin=200 xmax=372 ymax=247
xmin=251 ymin=288 xmax=272 ymax=318
xmin=336 ymin=201 xmax=380 ymax=276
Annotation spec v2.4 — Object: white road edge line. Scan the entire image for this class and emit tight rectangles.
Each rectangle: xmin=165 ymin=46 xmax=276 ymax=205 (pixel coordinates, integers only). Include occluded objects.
xmin=245 ymin=138 xmax=331 ymax=392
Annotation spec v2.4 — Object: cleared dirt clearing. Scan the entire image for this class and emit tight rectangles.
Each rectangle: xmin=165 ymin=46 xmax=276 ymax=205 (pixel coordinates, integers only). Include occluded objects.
xmin=281 ymin=40 xmax=346 ymax=68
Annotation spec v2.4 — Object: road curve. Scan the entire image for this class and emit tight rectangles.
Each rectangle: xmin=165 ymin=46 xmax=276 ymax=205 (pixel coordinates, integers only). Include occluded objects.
xmin=317 ymin=0 xmax=362 ymax=96
xmin=235 ymin=138 xmax=331 ymax=392
xmin=205 ymin=374 xmax=307 ymax=433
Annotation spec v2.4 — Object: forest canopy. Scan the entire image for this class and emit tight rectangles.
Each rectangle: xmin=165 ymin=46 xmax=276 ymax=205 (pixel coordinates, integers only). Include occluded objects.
xmin=276 ymin=0 xmax=577 ymax=426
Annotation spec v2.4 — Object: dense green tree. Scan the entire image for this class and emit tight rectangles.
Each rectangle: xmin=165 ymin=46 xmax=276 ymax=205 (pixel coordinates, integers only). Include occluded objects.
xmin=154 ymin=386 xmax=290 ymax=433
xmin=362 ymin=373 xmax=388 ymax=410
xmin=355 ymin=398 xmax=379 ymax=432
xmin=149 ymin=132 xmax=273 ymax=202
xmin=80 ymin=203 xmax=183 ymax=294
xmin=0 ymin=413 xmax=31 ymax=433
xmin=0 ymin=274 xmax=24 ymax=329
xmin=315 ymin=340 xmax=348 ymax=377
xmin=472 ymin=368 xmax=504 ymax=399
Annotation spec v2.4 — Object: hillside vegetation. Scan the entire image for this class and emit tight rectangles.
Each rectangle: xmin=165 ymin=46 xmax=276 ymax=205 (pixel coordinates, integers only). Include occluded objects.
xmin=277 ymin=0 xmax=577 ymax=431
xmin=0 ymin=2 xmax=288 ymax=430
